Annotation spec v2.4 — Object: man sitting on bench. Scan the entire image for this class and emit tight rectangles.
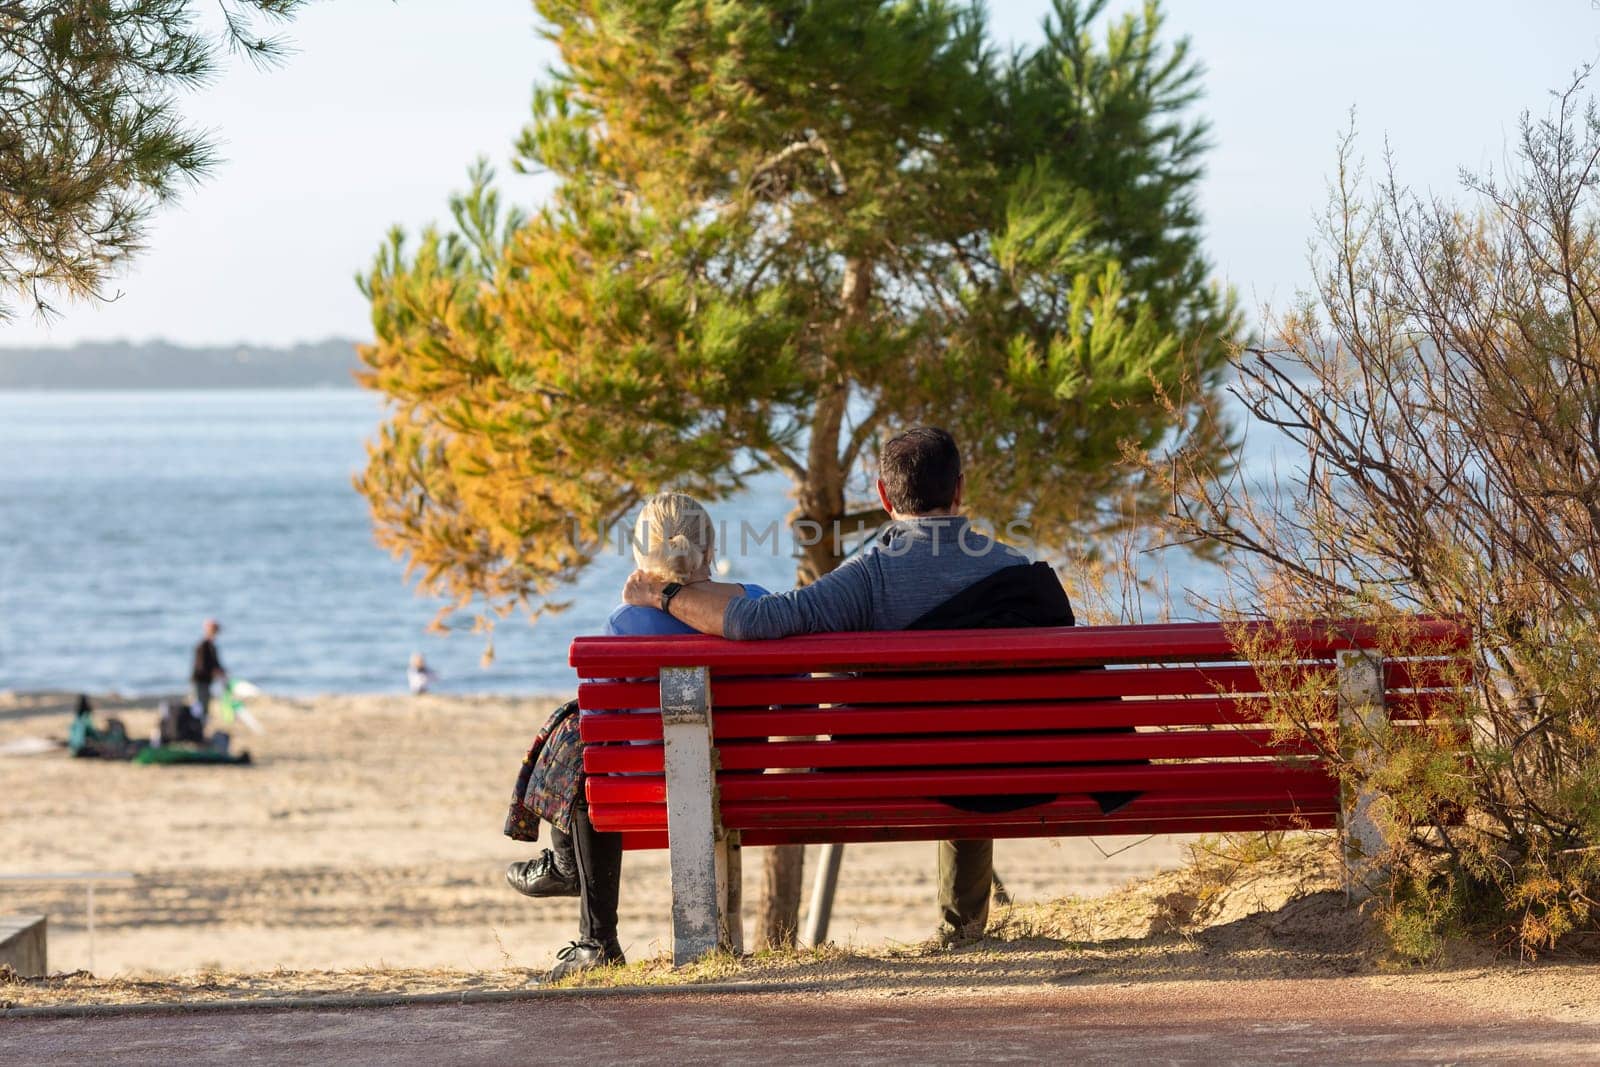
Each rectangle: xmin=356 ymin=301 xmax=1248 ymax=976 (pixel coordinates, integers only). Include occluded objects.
xmin=622 ymin=426 xmax=1075 ymax=943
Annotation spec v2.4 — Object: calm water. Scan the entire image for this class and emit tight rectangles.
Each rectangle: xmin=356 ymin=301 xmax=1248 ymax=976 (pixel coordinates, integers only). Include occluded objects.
xmin=0 ymin=390 xmax=1241 ymax=696
xmin=0 ymin=391 xmax=802 ymax=695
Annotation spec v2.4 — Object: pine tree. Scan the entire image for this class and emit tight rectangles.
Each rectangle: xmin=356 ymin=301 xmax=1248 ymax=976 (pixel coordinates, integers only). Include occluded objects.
xmin=0 ymin=0 xmax=305 ymax=320
xmin=358 ymin=0 xmax=1240 ymax=947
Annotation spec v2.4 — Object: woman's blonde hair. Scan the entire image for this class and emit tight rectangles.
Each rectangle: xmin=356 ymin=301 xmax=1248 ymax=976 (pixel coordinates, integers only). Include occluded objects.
xmin=632 ymin=492 xmax=715 ymax=582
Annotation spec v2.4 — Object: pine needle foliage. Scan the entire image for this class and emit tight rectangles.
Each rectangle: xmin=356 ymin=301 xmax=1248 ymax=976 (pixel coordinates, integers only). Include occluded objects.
xmin=0 ymin=0 xmax=307 ymax=320
xmin=357 ymin=0 xmax=1240 ymax=632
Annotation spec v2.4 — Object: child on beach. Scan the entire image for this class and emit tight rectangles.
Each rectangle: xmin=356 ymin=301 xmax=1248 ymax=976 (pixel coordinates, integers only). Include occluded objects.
xmin=407 ymin=653 xmax=437 ymax=695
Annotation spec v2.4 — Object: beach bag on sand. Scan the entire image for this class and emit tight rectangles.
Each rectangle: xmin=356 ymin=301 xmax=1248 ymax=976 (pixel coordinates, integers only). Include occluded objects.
xmin=158 ymin=700 xmax=205 ymax=744
xmin=504 ymin=700 xmax=583 ymax=841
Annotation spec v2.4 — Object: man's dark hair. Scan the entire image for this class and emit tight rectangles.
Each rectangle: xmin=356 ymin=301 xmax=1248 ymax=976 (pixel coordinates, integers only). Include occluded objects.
xmin=879 ymin=427 xmax=962 ymax=514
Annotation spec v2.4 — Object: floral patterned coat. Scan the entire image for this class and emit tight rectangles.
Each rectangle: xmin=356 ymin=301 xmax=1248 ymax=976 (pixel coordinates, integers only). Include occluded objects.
xmin=503 ymin=699 xmax=582 ymax=841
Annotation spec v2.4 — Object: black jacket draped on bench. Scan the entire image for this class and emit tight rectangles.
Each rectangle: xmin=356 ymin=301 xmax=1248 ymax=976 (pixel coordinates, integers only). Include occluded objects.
xmin=902 ymin=561 xmax=1138 ymax=817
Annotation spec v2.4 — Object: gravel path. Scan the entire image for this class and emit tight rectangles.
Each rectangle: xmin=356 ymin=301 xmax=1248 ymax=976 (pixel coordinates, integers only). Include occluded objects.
xmin=8 ymin=979 xmax=1599 ymax=1066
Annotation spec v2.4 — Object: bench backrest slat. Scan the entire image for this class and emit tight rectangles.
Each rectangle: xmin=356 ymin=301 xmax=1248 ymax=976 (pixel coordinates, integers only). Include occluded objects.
xmin=579 ymin=689 xmax=1461 ymax=743
xmin=583 ymin=728 xmax=1320 ymax=774
xmin=586 ymin=761 xmax=1341 ymax=806
xmin=578 ymin=657 xmax=1459 ymax=712
xmin=568 ymin=618 xmax=1473 ymax=849
xmin=569 ymin=618 xmax=1472 ymax=675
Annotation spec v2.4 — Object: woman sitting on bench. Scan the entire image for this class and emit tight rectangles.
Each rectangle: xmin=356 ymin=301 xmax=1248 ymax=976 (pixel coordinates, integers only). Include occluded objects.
xmin=503 ymin=491 xmax=770 ymax=981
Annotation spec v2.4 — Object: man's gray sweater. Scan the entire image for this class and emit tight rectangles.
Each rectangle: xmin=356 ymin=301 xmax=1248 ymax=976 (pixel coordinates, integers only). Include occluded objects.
xmin=722 ymin=516 xmax=1030 ymax=640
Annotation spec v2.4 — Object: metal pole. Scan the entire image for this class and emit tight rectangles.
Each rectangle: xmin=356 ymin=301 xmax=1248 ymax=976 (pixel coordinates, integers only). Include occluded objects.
xmin=802 ymin=843 xmax=845 ymax=947
xmin=0 ymin=872 xmax=132 ymax=976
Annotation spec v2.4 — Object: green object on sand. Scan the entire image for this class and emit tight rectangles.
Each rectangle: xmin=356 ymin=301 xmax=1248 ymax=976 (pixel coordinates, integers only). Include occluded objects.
xmin=132 ymin=744 xmax=251 ymax=766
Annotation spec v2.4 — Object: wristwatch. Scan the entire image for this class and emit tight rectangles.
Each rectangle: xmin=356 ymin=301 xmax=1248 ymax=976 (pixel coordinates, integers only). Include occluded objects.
xmin=659 ymin=581 xmax=684 ymax=614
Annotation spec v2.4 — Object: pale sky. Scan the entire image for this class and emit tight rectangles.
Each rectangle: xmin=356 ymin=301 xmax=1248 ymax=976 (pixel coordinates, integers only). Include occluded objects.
xmin=6 ymin=0 xmax=1596 ymax=348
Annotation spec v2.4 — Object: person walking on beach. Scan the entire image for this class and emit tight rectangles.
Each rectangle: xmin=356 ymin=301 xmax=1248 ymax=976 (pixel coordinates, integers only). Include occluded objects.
xmin=621 ymin=427 xmax=1078 ymax=945
xmin=191 ymin=618 xmax=227 ymax=718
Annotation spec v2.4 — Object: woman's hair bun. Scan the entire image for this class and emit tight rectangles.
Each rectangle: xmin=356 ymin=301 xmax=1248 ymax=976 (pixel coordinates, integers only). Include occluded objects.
xmin=633 ymin=492 xmax=715 ymax=583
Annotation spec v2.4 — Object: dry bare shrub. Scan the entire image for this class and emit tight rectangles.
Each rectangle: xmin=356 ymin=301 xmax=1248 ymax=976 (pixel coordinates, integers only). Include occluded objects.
xmin=1157 ymin=73 xmax=1600 ymax=958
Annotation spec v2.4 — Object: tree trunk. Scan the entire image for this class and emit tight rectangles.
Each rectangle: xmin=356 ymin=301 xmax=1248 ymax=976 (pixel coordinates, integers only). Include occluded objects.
xmin=756 ymin=845 xmax=806 ymax=950
xmin=795 ymin=381 xmax=850 ymax=583
xmin=753 ymin=261 xmax=872 ymax=950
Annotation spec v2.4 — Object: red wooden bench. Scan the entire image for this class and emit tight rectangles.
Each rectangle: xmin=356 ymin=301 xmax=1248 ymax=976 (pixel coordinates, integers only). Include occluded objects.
xmin=570 ymin=618 xmax=1472 ymax=963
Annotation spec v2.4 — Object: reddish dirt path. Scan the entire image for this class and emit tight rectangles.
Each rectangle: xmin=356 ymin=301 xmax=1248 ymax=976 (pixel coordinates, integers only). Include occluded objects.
xmin=8 ymin=980 xmax=1599 ymax=1066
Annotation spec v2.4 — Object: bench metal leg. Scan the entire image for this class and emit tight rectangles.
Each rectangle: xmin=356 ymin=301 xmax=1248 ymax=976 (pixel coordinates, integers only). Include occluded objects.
xmin=660 ymin=665 xmax=724 ymax=965
xmin=1337 ymin=649 xmax=1388 ymax=899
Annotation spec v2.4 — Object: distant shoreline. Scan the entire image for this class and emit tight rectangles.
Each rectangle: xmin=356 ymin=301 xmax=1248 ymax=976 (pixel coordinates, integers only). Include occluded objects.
xmin=0 ymin=383 xmax=363 ymax=392
xmin=0 ymin=338 xmax=363 ymax=390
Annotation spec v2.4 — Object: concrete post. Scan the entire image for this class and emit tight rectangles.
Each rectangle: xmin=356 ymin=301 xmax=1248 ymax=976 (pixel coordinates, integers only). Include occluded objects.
xmin=660 ymin=665 xmax=722 ymax=965
xmin=1337 ymin=648 xmax=1388 ymax=899
xmin=0 ymin=915 xmax=47 ymax=977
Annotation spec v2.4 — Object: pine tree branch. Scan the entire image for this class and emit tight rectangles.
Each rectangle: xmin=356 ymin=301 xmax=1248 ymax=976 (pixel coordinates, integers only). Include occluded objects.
xmin=748 ymin=131 xmax=848 ymax=197
xmin=764 ymin=445 xmax=806 ymax=482
xmin=840 ymin=404 xmax=885 ymax=474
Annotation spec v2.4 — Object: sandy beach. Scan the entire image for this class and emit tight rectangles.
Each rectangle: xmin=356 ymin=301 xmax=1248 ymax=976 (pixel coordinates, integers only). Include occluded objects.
xmin=0 ymin=690 xmax=1195 ymax=977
